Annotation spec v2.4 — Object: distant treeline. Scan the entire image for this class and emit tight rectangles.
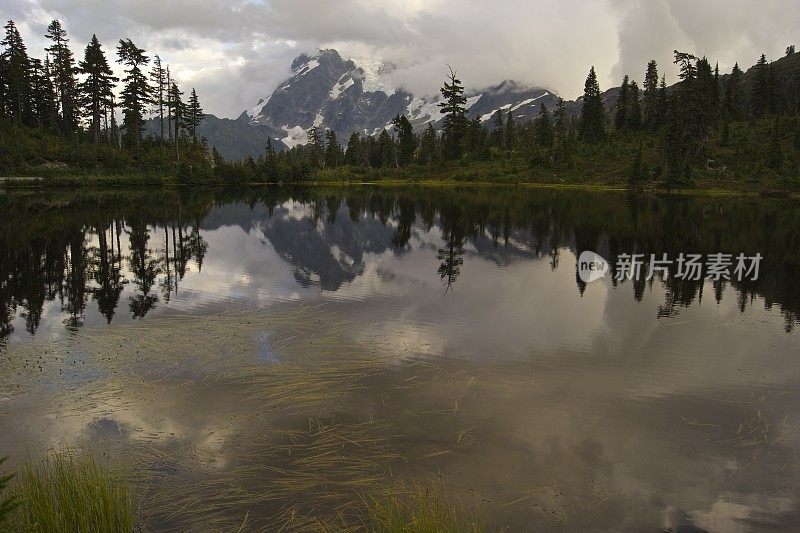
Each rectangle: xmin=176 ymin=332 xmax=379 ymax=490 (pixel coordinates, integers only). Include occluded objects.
xmin=2 ymin=18 xmax=800 ymax=190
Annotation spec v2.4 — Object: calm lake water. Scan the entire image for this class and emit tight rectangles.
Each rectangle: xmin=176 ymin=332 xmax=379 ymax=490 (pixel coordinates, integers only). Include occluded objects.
xmin=1 ymin=185 xmax=799 ymax=531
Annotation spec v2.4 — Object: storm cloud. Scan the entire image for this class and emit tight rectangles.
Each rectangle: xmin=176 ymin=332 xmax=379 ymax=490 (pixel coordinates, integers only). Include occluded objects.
xmin=5 ymin=0 xmax=798 ymax=117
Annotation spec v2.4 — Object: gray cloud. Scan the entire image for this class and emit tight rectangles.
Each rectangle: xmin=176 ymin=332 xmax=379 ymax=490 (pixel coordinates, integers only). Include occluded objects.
xmin=5 ymin=0 xmax=799 ymax=117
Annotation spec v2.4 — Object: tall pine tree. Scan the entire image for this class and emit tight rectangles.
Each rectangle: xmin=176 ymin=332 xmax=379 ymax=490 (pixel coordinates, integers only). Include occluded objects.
xmin=724 ymin=63 xmax=744 ymax=120
xmin=168 ymin=81 xmax=184 ymax=160
xmin=150 ymin=55 xmax=167 ymax=143
xmin=117 ymin=38 xmax=151 ymax=152
xmin=392 ymin=114 xmax=417 ymax=167
xmin=438 ymin=67 xmax=467 ymax=159
xmin=751 ymin=54 xmax=770 ymax=119
xmin=1 ymin=20 xmax=31 ymax=124
xmin=615 ymin=75 xmax=630 ymax=130
xmin=535 ymin=103 xmax=553 ymax=147
xmin=627 ymin=81 xmax=642 ymax=130
xmin=79 ymin=34 xmax=116 ymax=147
xmin=45 ymin=20 xmax=78 ymax=132
xmin=185 ymin=87 xmax=203 ymax=142
xmin=642 ymin=60 xmax=660 ymax=129
xmin=579 ymin=66 xmax=605 ymax=142
xmin=30 ymin=57 xmax=57 ymax=127
xmin=505 ymin=110 xmax=517 ymax=150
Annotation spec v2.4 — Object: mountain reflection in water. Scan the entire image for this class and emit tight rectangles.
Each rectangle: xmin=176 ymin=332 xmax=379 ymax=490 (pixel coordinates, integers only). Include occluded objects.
xmin=1 ymin=186 xmax=798 ymax=340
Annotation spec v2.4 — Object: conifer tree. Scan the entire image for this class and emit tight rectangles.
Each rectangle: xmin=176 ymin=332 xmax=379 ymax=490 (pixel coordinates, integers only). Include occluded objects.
xmin=377 ymin=128 xmax=396 ymax=167
xmin=492 ymin=111 xmax=504 ymax=148
xmin=262 ymin=138 xmax=277 ymax=178
xmin=211 ymin=146 xmax=223 ymax=167
xmin=505 ymin=110 xmax=517 ymax=150
xmin=168 ymin=81 xmax=184 ymax=160
xmin=554 ymin=98 xmax=567 ymax=138
xmin=150 ymin=55 xmax=166 ymax=143
xmin=0 ymin=48 xmax=6 ymax=120
xmin=579 ymin=66 xmax=605 ymax=142
xmin=766 ymin=63 xmax=780 ymax=114
xmin=627 ymin=81 xmax=642 ymax=130
xmin=535 ymin=103 xmax=553 ymax=147
xmin=45 ymin=20 xmax=78 ymax=132
xmin=724 ymin=63 xmax=744 ymax=120
xmin=345 ymin=132 xmax=362 ymax=166
xmin=117 ymin=38 xmax=152 ymax=152
xmin=615 ymin=75 xmax=630 ymax=130
xmin=655 ymin=76 xmax=668 ymax=128
xmin=79 ymin=34 xmax=116 ymax=147
xmin=466 ymin=116 xmax=488 ymax=160
xmin=438 ymin=67 xmax=467 ymax=159
xmin=306 ymin=125 xmax=324 ymax=167
xmin=695 ymin=57 xmax=717 ymax=129
xmin=751 ymin=54 xmax=770 ymax=119
xmin=30 ymin=57 xmax=57 ymax=127
xmin=166 ymin=66 xmax=173 ymax=143
xmin=1 ymin=20 xmax=31 ymax=124
xmin=418 ymin=123 xmax=440 ymax=164
xmin=324 ymin=129 xmax=342 ymax=167
xmin=642 ymin=60 xmax=660 ymax=129
xmin=392 ymin=114 xmax=417 ymax=167
xmin=185 ymin=87 xmax=203 ymax=142
xmin=664 ymin=51 xmax=706 ymax=185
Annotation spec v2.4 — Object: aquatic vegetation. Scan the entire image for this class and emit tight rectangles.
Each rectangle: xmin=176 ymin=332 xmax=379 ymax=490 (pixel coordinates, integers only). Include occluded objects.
xmin=363 ymin=482 xmax=483 ymax=533
xmin=8 ymin=450 xmax=134 ymax=532
xmin=0 ymin=457 xmax=19 ymax=528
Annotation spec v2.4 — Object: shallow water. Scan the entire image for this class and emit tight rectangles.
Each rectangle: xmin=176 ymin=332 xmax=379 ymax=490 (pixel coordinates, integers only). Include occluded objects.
xmin=1 ymin=186 xmax=799 ymax=531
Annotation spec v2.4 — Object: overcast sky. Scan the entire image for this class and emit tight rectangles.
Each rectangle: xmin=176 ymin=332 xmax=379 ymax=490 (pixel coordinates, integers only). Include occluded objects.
xmin=6 ymin=0 xmax=800 ymax=118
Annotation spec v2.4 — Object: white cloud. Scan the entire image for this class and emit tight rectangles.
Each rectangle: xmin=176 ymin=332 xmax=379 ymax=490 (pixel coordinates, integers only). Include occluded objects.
xmin=5 ymin=0 xmax=799 ymax=117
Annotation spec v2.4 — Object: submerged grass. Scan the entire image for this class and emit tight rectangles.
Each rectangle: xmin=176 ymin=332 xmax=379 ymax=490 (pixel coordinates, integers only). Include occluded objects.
xmin=1 ymin=305 xmax=489 ymax=530
xmin=363 ymin=482 xmax=483 ymax=533
xmin=9 ymin=450 xmax=133 ymax=532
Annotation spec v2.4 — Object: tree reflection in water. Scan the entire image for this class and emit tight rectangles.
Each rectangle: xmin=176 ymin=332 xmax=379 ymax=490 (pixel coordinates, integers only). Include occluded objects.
xmin=0 ymin=186 xmax=798 ymax=341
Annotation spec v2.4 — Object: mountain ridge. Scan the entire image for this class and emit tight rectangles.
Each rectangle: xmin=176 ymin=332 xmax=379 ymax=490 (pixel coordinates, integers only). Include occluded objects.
xmin=184 ymin=48 xmax=799 ymax=161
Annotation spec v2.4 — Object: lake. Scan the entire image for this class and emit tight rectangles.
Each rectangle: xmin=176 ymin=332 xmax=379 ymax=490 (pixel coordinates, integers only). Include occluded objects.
xmin=1 ymin=185 xmax=799 ymax=531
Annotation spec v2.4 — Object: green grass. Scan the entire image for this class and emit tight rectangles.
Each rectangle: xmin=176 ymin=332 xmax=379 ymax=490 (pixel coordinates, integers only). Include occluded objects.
xmin=363 ymin=482 xmax=483 ymax=533
xmin=8 ymin=451 xmax=134 ymax=532
xmin=0 ymin=457 xmax=19 ymax=529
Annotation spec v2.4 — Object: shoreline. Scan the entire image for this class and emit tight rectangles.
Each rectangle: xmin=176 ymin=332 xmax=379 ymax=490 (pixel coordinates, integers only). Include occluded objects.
xmin=2 ymin=175 xmax=798 ymax=200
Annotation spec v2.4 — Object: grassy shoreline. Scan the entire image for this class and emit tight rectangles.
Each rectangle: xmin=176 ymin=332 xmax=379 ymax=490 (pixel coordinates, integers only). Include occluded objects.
xmin=3 ymin=172 xmax=799 ymax=200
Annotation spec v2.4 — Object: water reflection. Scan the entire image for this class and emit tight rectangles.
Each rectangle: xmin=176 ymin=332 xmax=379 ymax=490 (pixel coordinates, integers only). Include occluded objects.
xmin=0 ymin=186 xmax=799 ymax=342
xmin=3 ymin=186 xmax=800 ymax=530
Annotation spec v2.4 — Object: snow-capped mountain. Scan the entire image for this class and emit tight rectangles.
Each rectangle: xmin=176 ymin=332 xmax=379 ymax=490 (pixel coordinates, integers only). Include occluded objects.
xmin=193 ymin=48 xmax=607 ymax=160
xmin=238 ymin=49 xmax=410 ymax=148
xmin=235 ymin=49 xmax=564 ymax=152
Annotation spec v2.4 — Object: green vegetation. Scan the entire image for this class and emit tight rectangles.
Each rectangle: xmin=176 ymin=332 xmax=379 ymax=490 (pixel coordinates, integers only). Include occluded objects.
xmin=0 ymin=457 xmax=19 ymax=528
xmin=7 ymin=451 xmax=134 ymax=532
xmin=2 ymin=18 xmax=800 ymax=192
xmin=363 ymin=483 xmax=483 ymax=533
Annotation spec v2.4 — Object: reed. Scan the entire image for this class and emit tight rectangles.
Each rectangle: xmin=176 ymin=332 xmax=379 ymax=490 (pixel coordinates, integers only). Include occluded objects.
xmin=363 ymin=482 xmax=483 ymax=533
xmin=9 ymin=450 xmax=134 ymax=532
xmin=0 ymin=457 xmax=19 ymax=528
